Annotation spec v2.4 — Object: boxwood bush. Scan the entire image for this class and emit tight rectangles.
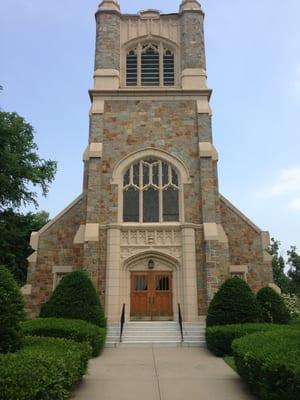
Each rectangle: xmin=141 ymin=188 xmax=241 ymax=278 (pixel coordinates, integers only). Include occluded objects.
xmin=21 ymin=318 xmax=106 ymax=357
xmin=0 ymin=336 xmax=91 ymax=400
xmin=257 ymin=287 xmax=290 ymax=324
xmin=233 ymin=327 xmax=300 ymax=400
xmin=40 ymin=270 xmax=106 ymax=327
xmin=206 ymin=323 xmax=281 ymax=356
xmin=0 ymin=266 xmax=25 ymax=353
xmin=206 ymin=277 xmax=260 ymax=326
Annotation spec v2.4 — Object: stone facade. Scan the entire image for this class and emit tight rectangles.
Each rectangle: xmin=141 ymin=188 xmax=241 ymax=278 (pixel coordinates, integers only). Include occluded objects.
xmin=24 ymin=0 xmax=273 ymax=321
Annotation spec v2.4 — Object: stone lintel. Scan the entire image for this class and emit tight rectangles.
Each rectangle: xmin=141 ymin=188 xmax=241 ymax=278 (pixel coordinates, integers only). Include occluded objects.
xmin=203 ymin=223 xmax=228 ymax=243
xmin=85 ymin=223 xmax=99 ymax=242
xmin=182 ymin=68 xmax=208 ymax=90
xmin=52 ymin=266 xmax=73 ymax=274
xmin=230 ymin=265 xmax=248 ymax=274
xmin=30 ymin=232 xmax=39 ymax=251
xmin=83 ymin=143 xmax=103 ymax=161
xmin=93 ymin=69 xmax=120 ymax=90
xmin=199 ymin=142 xmax=218 ymax=161
xmin=74 ymin=225 xmax=86 ymax=244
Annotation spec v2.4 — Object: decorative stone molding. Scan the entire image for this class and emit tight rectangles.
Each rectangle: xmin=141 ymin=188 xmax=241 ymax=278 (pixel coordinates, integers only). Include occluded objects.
xmin=230 ymin=265 xmax=248 ymax=281
xmin=83 ymin=143 xmax=103 ymax=161
xmin=268 ymin=283 xmax=281 ymax=294
xmin=197 ymin=97 xmax=212 ymax=115
xmin=90 ymin=98 xmax=104 ymax=115
xmin=93 ymin=69 xmax=120 ymax=90
xmin=121 ymin=227 xmax=181 ymax=247
xmin=84 ymin=223 xmax=99 ymax=242
xmin=198 ymin=142 xmax=218 ymax=161
xmin=30 ymin=231 xmax=39 ymax=251
xmin=180 ymin=0 xmax=202 ymax=12
xmin=98 ymin=0 xmax=120 ymax=12
xmin=203 ymin=223 xmax=228 ymax=243
xmin=73 ymin=225 xmax=85 ymax=244
xmin=182 ymin=68 xmax=208 ymax=90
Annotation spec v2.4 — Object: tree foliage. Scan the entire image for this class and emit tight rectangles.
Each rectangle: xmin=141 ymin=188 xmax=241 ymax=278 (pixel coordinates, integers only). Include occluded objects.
xmin=0 ymin=111 xmax=57 ymax=211
xmin=0 ymin=210 xmax=49 ymax=284
xmin=256 ymin=287 xmax=290 ymax=324
xmin=268 ymin=238 xmax=291 ymax=293
xmin=0 ymin=266 xmax=25 ymax=353
xmin=287 ymin=246 xmax=300 ymax=296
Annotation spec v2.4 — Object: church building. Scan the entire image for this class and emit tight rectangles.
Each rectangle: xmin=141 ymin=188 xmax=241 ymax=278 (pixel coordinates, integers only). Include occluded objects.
xmin=24 ymin=0 xmax=273 ymax=324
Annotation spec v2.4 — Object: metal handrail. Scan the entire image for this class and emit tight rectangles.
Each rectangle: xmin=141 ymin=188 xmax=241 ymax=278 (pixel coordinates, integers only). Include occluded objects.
xmin=119 ymin=304 xmax=125 ymax=343
xmin=178 ymin=304 xmax=184 ymax=342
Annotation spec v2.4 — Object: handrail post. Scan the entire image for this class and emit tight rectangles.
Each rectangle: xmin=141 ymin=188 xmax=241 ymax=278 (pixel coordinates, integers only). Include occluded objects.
xmin=178 ymin=304 xmax=184 ymax=342
xmin=119 ymin=304 xmax=125 ymax=343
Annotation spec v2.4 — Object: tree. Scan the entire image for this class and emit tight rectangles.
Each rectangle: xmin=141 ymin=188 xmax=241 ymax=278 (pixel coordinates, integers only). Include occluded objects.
xmin=256 ymin=287 xmax=290 ymax=324
xmin=268 ymin=238 xmax=291 ymax=293
xmin=0 ymin=210 xmax=49 ymax=284
xmin=287 ymin=246 xmax=300 ymax=296
xmin=0 ymin=266 xmax=25 ymax=353
xmin=206 ymin=277 xmax=260 ymax=326
xmin=0 ymin=111 xmax=57 ymax=211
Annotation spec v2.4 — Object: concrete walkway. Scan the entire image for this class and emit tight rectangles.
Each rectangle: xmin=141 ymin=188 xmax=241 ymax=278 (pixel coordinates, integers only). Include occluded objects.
xmin=73 ymin=347 xmax=256 ymax=400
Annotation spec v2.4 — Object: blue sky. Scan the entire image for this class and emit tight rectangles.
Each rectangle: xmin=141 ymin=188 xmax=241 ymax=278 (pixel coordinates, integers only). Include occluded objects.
xmin=1 ymin=0 xmax=300 ymax=257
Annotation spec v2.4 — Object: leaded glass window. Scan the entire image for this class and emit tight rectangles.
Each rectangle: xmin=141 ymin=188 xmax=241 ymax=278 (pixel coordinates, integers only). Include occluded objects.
xmin=123 ymin=159 xmax=180 ymax=223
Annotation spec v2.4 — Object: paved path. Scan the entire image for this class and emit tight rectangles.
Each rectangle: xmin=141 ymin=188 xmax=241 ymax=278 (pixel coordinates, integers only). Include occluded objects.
xmin=73 ymin=347 xmax=256 ymax=400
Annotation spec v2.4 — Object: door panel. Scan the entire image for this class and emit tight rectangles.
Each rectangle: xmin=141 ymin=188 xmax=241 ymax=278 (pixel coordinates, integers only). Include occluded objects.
xmin=130 ymin=271 xmax=173 ymax=320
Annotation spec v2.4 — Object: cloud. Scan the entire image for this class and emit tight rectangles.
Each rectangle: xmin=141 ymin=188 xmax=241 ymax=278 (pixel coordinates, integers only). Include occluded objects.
xmin=289 ymin=198 xmax=300 ymax=211
xmin=256 ymin=167 xmax=300 ymax=200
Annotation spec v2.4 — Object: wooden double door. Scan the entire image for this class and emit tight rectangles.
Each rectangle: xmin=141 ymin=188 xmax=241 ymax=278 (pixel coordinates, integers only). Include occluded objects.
xmin=130 ymin=271 xmax=173 ymax=320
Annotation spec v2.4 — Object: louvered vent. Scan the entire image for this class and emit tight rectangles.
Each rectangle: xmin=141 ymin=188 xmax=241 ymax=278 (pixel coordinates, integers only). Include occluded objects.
xmin=141 ymin=44 xmax=159 ymax=86
xmin=163 ymin=49 xmax=175 ymax=86
xmin=126 ymin=50 xmax=137 ymax=86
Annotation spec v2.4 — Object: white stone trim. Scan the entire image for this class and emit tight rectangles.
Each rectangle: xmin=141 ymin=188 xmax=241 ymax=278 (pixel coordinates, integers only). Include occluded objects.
xmin=73 ymin=225 xmax=85 ymax=244
xmin=52 ymin=266 xmax=73 ymax=291
xmin=220 ymin=194 xmax=262 ymax=234
xmin=198 ymin=142 xmax=218 ymax=161
xmin=27 ymin=251 xmax=37 ymax=264
xmin=98 ymin=0 xmax=120 ymax=12
xmin=30 ymin=232 xmax=39 ymax=251
xmin=83 ymin=143 xmax=103 ymax=161
xmin=268 ymin=283 xmax=281 ymax=294
xmin=90 ymin=98 xmax=105 ymax=115
xmin=182 ymin=68 xmax=208 ymax=90
xmin=84 ymin=223 xmax=99 ymax=242
xmin=21 ymin=284 xmax=32 ymax=296
xmin=197 ymin=97 xmax=212 ymax=115
xmin=180 ymin=0 xmax=202 ymax=12
xmin=230 ymin=265 xmax=248 ymax=281
xmin=93 ymin=69 xmax=120 ymax=90
xmin=203 ymin=223 xmax=228 ymax=243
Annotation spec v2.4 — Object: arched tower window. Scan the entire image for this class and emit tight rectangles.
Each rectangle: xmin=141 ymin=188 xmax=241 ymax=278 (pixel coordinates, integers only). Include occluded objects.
xmin=123 ymin=159 xmax=179 ymax=223
xmin=126 ymin=42 xmax=175 ymax=87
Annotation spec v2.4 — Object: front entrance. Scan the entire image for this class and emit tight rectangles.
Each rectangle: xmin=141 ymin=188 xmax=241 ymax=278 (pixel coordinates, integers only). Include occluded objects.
xmin=130 ymin=271 xmax=173 ymax=320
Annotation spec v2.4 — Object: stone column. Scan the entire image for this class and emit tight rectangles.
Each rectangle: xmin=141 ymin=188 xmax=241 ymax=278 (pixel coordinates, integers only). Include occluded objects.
xmin=181 ymin=226 xmax=199 ymax=321
xmin=105 ymin=226 xmax=121 ymax=322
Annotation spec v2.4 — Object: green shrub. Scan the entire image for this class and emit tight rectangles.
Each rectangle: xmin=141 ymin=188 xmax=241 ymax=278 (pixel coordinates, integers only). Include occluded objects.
xmin=0 ymin=336 xmax=91 ymax=400
xmin=233 ymin=327 xmax=300 ymax=400
xmin=282 ymin=293 xmax=300 ymax=320
xmin=0 ymin=266 xmax=25 ymax=353
xmin=206 ymin=277 xmax=260 ymax=326
xmin=257 ymin=287 xmax=290 ymax=324
xmin=40 ymin=270 xmax=106 ymax=327
xmin=21 ymin=317 xmax=106 ymax=357
xmin=206 ymin=323 xmax=281 ymax=356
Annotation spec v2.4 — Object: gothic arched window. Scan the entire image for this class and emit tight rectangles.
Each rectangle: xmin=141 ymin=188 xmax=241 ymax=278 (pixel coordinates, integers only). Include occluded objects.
xmin=123 ymin=159 xmax=179 ymax=223
xmin=126 ymin=42 xmax=175 ymax=87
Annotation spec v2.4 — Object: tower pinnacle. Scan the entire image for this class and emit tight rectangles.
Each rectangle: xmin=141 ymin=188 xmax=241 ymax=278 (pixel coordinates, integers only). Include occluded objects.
xmin=180 ymin=0 xmax=202 ymax=12
xmin=98 ymin=0 xmax=120 ymax=12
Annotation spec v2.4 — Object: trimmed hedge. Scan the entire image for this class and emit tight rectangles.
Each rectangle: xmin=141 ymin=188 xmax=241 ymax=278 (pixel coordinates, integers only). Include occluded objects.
xmin=206 ymin=277 xmax=260 ymax=326
xmin=21 ymin=318 xmax=106 ymax=357
xmin=40 ymin=270 xmax=106 ymax=327
xmin=0 ymin=336 xmax=91 ymax=400
xmin=233 ymin=327 xmax=300 ymax=400
xmin=257 ymin=287 xmax=290 ymax=324
xmin=0 ymin=266 xmax=25 ymax=353
xmin=206 ymin=323 xmax=281 ymax=356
